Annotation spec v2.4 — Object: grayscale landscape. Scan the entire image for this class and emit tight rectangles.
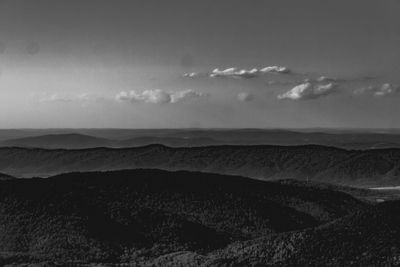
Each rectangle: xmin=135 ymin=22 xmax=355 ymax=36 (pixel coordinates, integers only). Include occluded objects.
xmin=1 ymin=0 xmax=400 ymax=266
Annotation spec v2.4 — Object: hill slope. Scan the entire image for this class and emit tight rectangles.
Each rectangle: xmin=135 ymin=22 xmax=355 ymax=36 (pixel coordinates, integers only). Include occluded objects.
xmin=198 ymin=201 xmax=400 ymax=266
xmin=0 ymin=169 xmax=367 ymax=265
xmin=1 ymin=145 xmax=400 ymax=186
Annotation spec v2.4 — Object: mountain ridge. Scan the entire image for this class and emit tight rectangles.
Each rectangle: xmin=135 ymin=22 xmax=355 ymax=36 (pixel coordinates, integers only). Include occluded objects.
xmin=4 ymin=129 xmax=400 ymax=149
xmin=1 ymin=144 xmax=400 ymax=186
xmin=1 ymin=133 xmax=114 ymax=149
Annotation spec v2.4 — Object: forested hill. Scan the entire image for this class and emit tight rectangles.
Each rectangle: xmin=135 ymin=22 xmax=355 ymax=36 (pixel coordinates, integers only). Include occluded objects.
xmin=0 ymin=169 xmax=368 ymax=265
xmin=1 ymin=144 xmax=400 ymax=187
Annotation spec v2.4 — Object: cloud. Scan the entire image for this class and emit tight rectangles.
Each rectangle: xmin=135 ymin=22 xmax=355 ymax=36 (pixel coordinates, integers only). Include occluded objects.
xmin=354 ymin=83 xmax=399 ymax=97
xmin=40 ymin=94 xmax=74 ymax=102
xmin=210 ymin=68 xmax=259 ymax=79
xmin=278 ymin=81 xmax=337 ymax=100
xmin=38 ymin=93 xmax=100 ymax=103
xmin=237 ymin=92 xmax=254 ymax=102
xmin=316 ymin=76 xmax=338 ymax=82
xmin=116 ymin=89 xmax=172 ymax=104
xmin=171 ymin=89 xmax=206 ymax=103
xmin=315 ymin=75 xmax=373 ymax=83
xmin=183 ymin=66 xmax=291 ymax=79
xmin=116 ymin=89 xmax=206 ymax=104
xmin=259 ymin=66 xmax=290 ymax=74
xmin=183 ymin=72 xmax=200 ymax=78
xmin=209 ymin=66 xmax=290 ymax=78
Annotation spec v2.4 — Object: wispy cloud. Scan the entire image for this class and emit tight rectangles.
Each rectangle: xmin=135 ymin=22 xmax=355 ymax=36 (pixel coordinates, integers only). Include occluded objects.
xmin=183 ymin=72 xmax=200 ymax=78
xmin=116 ymin=89 xmax=207 ymax=104
xmin=259 ymin=66 xmax=290 ymax=74
xmin=38 ymin=93 xmax=102 ymax=103
xmin=210 ymin=68 xmax=260 ymax=79
xmin=170 ymin=89 xmax=207 ymax=103
xmin=278 ymin=81 xmax=337 ymax=100
xmin=116 ymin=90 xmax=171 ymax=104
xmin=183 ymin=66 xmax=291 ymax=80
xmin=353 ymin=83 xmax=399 ymax=97
xmin=316 ymin=76 xmax=338 ymax=82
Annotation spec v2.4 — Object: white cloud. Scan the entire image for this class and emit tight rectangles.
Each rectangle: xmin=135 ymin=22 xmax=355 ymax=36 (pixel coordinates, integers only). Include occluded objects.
xmin=210 ymin=68 xmax=259 ymax=79
xmin=195 ymin=65 xmax=291 ymax=79
xmin=38 ymin=93 xmax=101 ymax=103
xmin=237 ymin=92 xmax=254 ymax=102
xmin=171 ymin=89 xmax=206 ymax=103
xmin=354 ymin=83 xmax=399 ymax=97
xmin=260 ymin=66 xmax=290 ymax=74
xmin=116 ymin=89 xmax=171 ymax=104
xmin=316 ymin=76 xmax=337 ymax=82
xmin=278 ymin=82 xmax=337 ymax=100
xmin=116 ymin=89 xmax=206 ymax=104
xmin=234 ymin=68 xmax=259 ymax=78
xmin=183 ymin=72 xmax=200 ymax=78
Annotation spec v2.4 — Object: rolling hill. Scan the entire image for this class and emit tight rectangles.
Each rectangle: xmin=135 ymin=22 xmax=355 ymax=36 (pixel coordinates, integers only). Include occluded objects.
xmin=1 ymin=145 xmax=400 ymax=186
xmin=0 ymin=169 xmax=368 ymax=265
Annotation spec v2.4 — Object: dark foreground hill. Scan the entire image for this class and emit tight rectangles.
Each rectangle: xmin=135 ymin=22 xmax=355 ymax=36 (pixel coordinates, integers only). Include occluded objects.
xmin=2 ymin=145 xmax=400 ymax=186
xmin=201 ymin=201 xmax=400 ymax=266
xmin=0 ymin=169 xmax=369 ymax=266
xmin=0 ymin=172 xmax=14 ymax=181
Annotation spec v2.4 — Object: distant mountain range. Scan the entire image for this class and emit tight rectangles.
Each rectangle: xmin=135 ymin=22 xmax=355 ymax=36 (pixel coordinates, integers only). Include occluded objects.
xmin=1 ymin=169 xmax=400 ymax=266
xmin=2 ymin=144 xmax=400 ymax=187
xmin=0 ymin=133 xmax=223 ymax=149
xmin=1 ymin=134 xmax=115 ymax=149
xmin=3 ymin=129 xmax=400 ymax=149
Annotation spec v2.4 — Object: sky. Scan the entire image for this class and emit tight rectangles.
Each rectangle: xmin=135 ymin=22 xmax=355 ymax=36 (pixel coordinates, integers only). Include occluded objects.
xmin=1 ymin=0 xmax=400 ymax=128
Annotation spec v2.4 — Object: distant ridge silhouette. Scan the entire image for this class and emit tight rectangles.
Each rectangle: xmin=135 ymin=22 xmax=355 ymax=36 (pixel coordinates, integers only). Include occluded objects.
xmin=1 ymin=133 xmax=114 ymax=149
xmin=3 ymin=129 xmax=400 ymax=149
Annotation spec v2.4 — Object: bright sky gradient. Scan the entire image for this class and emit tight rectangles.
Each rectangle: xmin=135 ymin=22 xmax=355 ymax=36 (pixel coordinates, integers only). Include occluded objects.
xmin=1 ymin=0 xmax=400 ymax=128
